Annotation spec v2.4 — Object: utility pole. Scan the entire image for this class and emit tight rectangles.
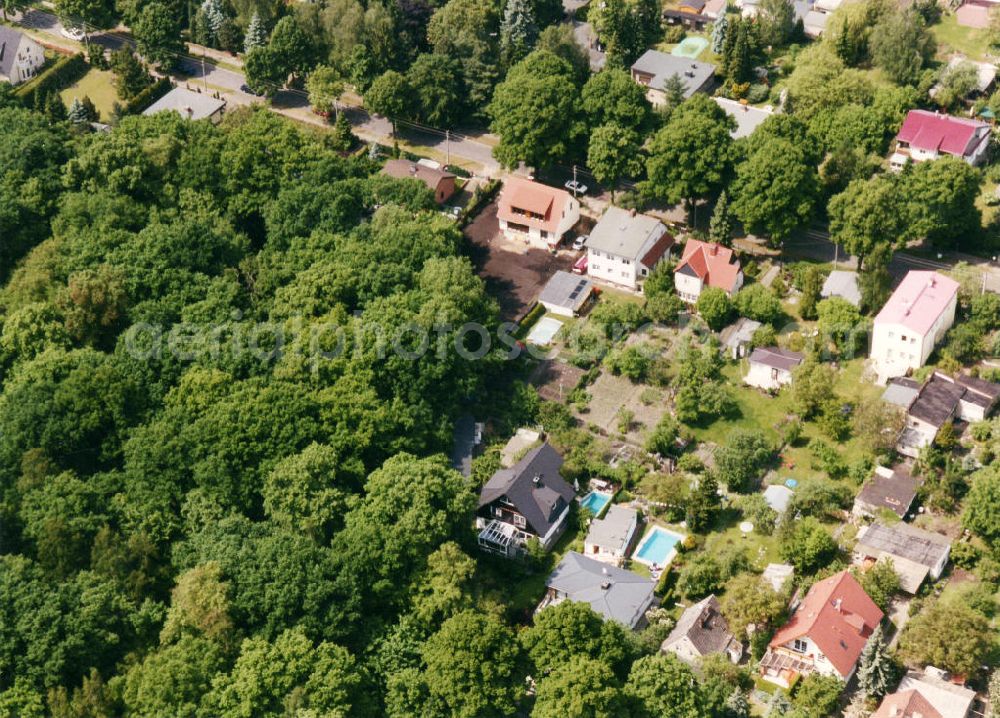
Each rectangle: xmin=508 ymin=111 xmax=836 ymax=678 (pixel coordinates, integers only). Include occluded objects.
xmin=202 ymin=47 xmax=208 ymax=92
xmin=572 ymin=164 xmax=578 ymax=196
xmin=445 ymin=130 xmax=450 ymax=166
xmin=833 ymin=242 xmax=839 ymax=269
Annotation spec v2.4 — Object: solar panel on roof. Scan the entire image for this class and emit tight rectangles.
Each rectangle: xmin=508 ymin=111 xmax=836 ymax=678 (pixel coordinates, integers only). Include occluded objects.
xmin=568 ymin=290 xmax=580 ymax=299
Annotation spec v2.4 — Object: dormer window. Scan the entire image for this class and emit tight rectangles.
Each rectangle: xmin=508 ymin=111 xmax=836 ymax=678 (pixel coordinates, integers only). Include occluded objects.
xmin=792 ymin=639 xmax=808 ymax=653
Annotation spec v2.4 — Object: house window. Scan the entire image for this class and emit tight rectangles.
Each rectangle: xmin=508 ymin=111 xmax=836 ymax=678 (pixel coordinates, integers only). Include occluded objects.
xmin=641 ymin=268 xmax=648 ymax=276
xmin=792 ymin=639 xmax=808 ymax=653
xmin=493 ymin=506 xmax=503 ymax=517
xmin=513 ymin=514 xmax=525 ymax=528
xmin=888 ymin=332 xmax=894 ymax=339
xmin=622 ymin=271 xmax=628 ymax=277
xmin=540 ymin=230 xmax=549 ymax=239
xmin=771 ymin=368 xmax=779 ymax=381
xmin=900 ymin=335 xmax=907 ymax=342
xmin=622 ymin=259 xmax=631 ymax=265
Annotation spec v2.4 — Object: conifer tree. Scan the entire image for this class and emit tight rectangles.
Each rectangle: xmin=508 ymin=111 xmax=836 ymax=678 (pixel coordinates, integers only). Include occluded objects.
xmin=857 ymin=625 xmax=895 ymax=700
xmin=45 ymin=91 xmax=67 ymax=123
xmin=500 ymin=0 xmax=538 ymax=66
xmin=244 ymin=12 xmax=267 ymax=53
xmin=711 ymin=13 xmax=728 ymax=54
xmin=709 ymin=190 xmax=734 ymax=247
xmin=67 ymin=97 xmax=89 ymax=124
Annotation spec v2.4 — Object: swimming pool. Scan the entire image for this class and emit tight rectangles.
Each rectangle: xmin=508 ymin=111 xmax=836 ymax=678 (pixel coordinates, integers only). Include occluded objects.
xmin=580 ymin=491 xmax=613 ymax=516
xmin=671 ymin=36 xmax=709 ymax=59
xmin=633 ymin=526 xmax=685 ymax=567
xmin=526 ymin=316 xmax=564 ymax=346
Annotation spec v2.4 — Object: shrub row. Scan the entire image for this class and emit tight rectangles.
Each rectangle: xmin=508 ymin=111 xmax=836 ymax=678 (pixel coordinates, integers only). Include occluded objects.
xmin=15 ymin=53 xmax=88 ymax=107
xmin=121 ymin=77 xmax=172 ymax=115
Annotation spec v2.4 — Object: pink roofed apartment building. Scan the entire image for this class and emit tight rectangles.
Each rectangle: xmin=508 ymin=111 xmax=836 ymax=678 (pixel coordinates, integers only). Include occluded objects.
xmin=870 ymin=271 xmax=959 ymax=384
xmin=890 ymin=110 xmax=991 ymax=170
xmin=496 ymin=177 xmax=580 ymax=250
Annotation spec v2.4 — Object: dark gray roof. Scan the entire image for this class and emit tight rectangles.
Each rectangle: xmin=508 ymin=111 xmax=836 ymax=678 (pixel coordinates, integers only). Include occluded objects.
xmin=478 ymin=443 xmax=574 ymax=536
xmin=882 ymin=377 xmax=921 ymax=409
xmin=855 ymin=522 xmax=950 ymax=568
xmin=908 ymin=375 xmax=967 ymax=427
xmin=546 ymin=551 xmax=657 ymax=628
xmin=748 ymin=347 xmax=804 ymax=371
xmin=0 ymin=26 xmax=29 ymax=79
xmin=854 ymin=466 xmax=921 ymax=518
xmin=954 ymin=373 xmax=1000 ymax=402
xmin=450 ymin=415 xmax=476 ymax=477
xmin=663 ymin=595 xmax=737 ymax=656
xmin=539 ymin=270 xmax=593 ymax=312
xmin=631 ymin=50 xmax=716 ymax=98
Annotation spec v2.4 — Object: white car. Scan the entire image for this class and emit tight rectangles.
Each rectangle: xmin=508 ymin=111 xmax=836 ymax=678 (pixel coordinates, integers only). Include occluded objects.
xmin=60 ymin=25 xmax=86 ymax=41
xmin=572 ymin=235 xmax=588 ymax=251
xmin=564 ymin=179 xmax=588 ymax=196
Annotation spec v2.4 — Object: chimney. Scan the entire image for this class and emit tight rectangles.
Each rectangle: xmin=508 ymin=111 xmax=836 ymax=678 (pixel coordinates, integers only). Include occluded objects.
xmin=630 ymin=208 xmax=636 ymax=217
xmin=929 ymin=276 xmax=936 ymax=288
xmin=833 ymin=598 xmax=843 ymax=612
xmin=709 ymin=244 xmax=718 ymax=256
xmin=184 ymin=106 xmax=193 ymax=119
xmin=0 ymin=42 xmax=5 ymax=63
xmin=532 ymin=475 xmax=541 ymax=485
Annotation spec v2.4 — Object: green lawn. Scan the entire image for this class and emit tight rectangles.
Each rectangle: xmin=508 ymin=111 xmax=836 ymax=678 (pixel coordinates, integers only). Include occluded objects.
xmin=932 ymin=12 xmax=991 ymax=61
xmin=59 ymin=68 xmax=118 ymax=123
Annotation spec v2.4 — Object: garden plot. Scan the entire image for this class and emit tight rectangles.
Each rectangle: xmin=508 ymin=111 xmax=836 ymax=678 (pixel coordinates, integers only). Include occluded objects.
xmin=577 ymin=371 xmax=670 ymax=442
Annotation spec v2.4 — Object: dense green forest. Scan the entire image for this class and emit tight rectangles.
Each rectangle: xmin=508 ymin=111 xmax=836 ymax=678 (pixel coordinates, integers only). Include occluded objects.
xmin=0 ymin=92 xmax=760 ymax=717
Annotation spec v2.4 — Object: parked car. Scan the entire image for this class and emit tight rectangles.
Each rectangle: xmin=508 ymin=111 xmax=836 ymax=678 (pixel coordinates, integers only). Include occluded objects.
xmin=61 ymin=25 xmax=86 ymax=40
xmin=572 ymin=255 xmax=588 ymax=274
xmin=572 ymin=235 xmax=588 ymax=251
xmin=564 ymin=180 xmax=588 ymax=196
xmin=240 ymin=83 xmax=266 ymax=97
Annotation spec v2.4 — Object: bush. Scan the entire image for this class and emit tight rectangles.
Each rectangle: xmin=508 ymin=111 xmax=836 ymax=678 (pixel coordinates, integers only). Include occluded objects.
xmin=14 ymin=53 xmax=88 ymax=108
xmin=645 ymin=415 xmax=679 ymax=455
xmin=734 ymin=284 xmax=782 ymax=325
xmin=747 ymin=83 xmax=770 ymax=104
xmin=605 ymin=345 xmax=652 ymax=381
xmin=696 ymin=287 xmax=733 ymax=331
xmin=663 ymin=25 xmax=686 ymax=43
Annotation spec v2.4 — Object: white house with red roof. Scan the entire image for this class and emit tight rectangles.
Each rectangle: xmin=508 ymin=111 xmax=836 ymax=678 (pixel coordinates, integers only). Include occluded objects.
xmin=871 ymin=689 xmax=943 ymax=718
xmin=673 ymin=239 xmax=743 ymax=303
xmin=586 ymin=207 xmax=675 ymax=292
xmin=870 ymin=271 xmax=959 ymax=384
xmin=890 ymin=110 xmax=991 ymax=170
xmin=759 ymin=570 xmax=884 ymax=688
xmin=496 ymin=177 xmax=580 ymax=250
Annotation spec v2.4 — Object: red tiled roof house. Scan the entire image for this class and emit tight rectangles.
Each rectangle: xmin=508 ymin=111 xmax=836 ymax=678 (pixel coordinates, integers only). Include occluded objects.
xmin=497 ymin=177 xmax=580 ymax=250
xmin=381 ymin=159 xmax=457 ymax=204
xmin=759 ymin=570 xmax=884 ymax=688
xmin=890 ymin=110 xmax=991 ymax=170
xmin=871 ymin=689 xmax=942 ymax=718
xmin=673 ymin=239 xmax=743 ymax=303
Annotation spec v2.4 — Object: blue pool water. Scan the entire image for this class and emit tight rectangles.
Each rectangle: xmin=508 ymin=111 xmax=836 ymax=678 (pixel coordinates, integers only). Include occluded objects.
xmin=634 ymin=527 xmax=683 ymax=566
xmin=580 ymin=491 xmax=612 ymax=515
xmin=671 ymin=36 xmax=709 ymax=59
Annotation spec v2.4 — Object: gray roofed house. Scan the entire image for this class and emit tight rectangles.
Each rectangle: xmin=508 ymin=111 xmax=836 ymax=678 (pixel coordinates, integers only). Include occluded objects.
xmin=896 ymin=668 xmax=976 ymax=718
xmin=853 ymin=522 xmax=951 ymax=593
xmin=450 ymin=415 xmax=482 ymax=478
xmin=821 ymin=270 xmax=862 ymax=307
xmin=539 ymin=270 xmax=594 ymax=317
xmin=662 ymin=595 xmax=743 ymax=664
xmin=0 ymin=27 xmax=45 ymax=86
xmin=539 ymin=551 xmax=657 ymax=628
xmin=586 ymin=207 xmax=674 ymax=291
xmin=745 ymin=347 xmax=804 ymax=391
xmin=714 ymin=98 xmax=774 ymax=139
xmin=852 ymin=465 xmax=921 ymax=520
xmin=897 ymin=371 xmax=1000 ymax=456
xmin=719 ymin=317 xmax=762 ymax=359
xmin=882 ymin=377 xmax=921 ymax=409
xmin=631 ymin=50 xmax=715 ymax=104
xmin=803 ymin=9 xmax=829 ymax=37
xmin=477 ymin=443 xmax=575 ymax=557
xmin=583 ymin=504 xmax=639 ymax=565
xmin=143 ymin=87 xmax=227 ymax=123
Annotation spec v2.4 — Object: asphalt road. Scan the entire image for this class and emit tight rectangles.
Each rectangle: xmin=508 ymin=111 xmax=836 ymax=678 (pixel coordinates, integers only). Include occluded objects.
xmin=11 ymin=6 xmax=502 ymax=171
